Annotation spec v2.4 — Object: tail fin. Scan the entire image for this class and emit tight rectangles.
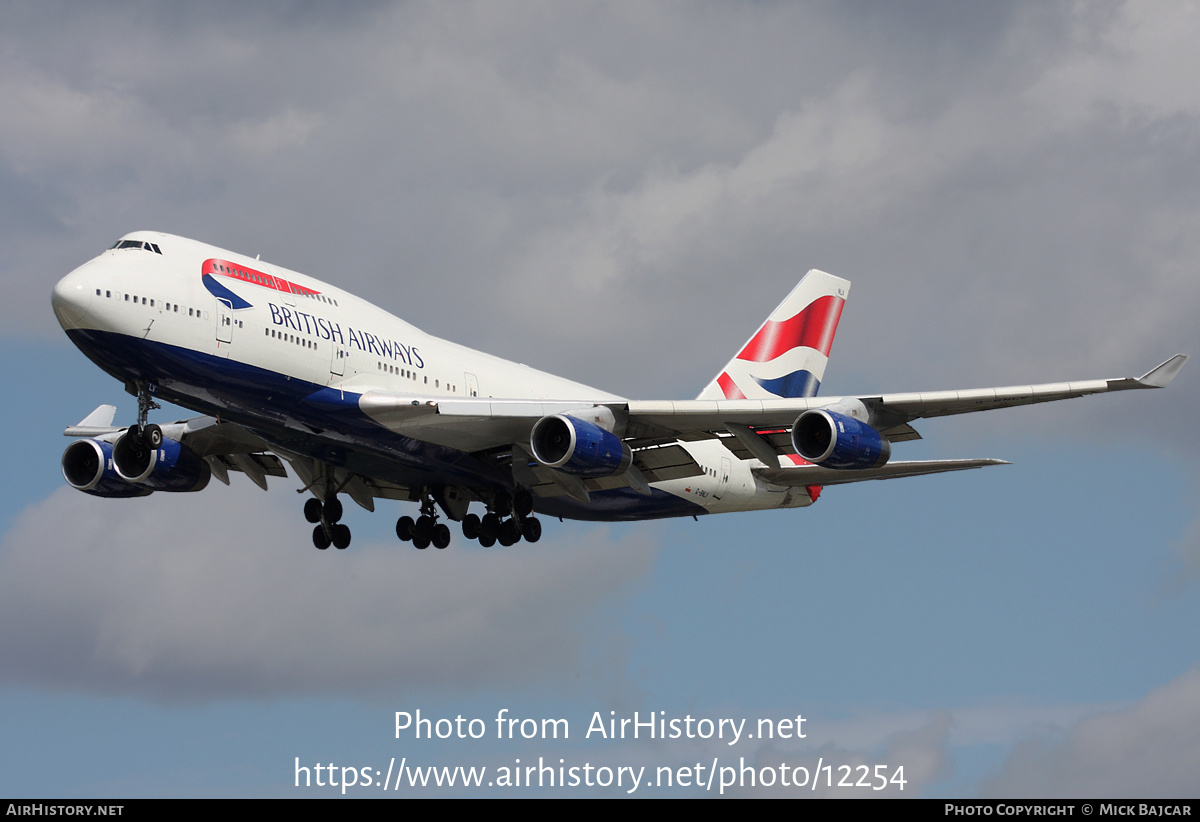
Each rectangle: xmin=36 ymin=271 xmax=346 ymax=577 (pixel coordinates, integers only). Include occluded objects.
xmin=697 ymin=269 xmax=850 ymax=400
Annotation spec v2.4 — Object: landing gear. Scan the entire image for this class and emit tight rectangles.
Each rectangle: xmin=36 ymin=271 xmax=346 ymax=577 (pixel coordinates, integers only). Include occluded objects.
xmin=463 ymin=488 xmax=541 ymax=547
xmin=484 ymin=487 xmax=540 ymax=547
xmin=123 ymin=381 xmax=164 ymax=462
xmin=392 ymin=487 xmax=541 ymax=550
xmin=307 ymin=492 xmax=351 ymax=551
xmin=396 ymin=492 xmax=450 ymax=550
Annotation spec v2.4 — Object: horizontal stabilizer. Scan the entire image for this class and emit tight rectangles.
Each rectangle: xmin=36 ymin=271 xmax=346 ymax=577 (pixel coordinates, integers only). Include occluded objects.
xmin=754 ymin=458 xmax=1009 ymax=487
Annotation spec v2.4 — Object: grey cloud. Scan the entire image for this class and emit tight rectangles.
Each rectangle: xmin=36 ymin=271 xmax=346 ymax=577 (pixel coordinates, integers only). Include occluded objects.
xmin=8 ymin=2 xmax=1198 ymax=428
xmin=718 ymin=711 xmax=952 ymax=797
xmin=981 ymin=668 xmax=1200 ymax=797
xmin=0 ymin=485 xmax=655 ymax=700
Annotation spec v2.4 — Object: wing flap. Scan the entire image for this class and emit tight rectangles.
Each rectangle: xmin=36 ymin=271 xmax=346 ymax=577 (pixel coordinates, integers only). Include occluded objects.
xmin=754 ymin=458 xmax=1009 ymax=487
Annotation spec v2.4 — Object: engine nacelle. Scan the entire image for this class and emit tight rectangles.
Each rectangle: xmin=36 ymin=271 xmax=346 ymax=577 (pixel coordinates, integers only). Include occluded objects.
xmin=112 ymin=432 xmax=212 ymax=492
xmin=792 ymin=409 xmax=891 ymax=469
xmin=61 ymin=439 xmax=153 ymax=498
xmin=530 ymin=414 xmax=632 ymax=478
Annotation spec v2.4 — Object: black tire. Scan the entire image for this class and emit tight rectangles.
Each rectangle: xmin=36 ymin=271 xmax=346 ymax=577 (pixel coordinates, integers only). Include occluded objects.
xmin=313 ymin=525 xmax=331 ymax=550
xmin=414 ymin=515 xmax=434 ymax=543
xmin=462 ymin=513 xmax=481 ymax=540
xmin=433 ymin=523 xmax=451 ymax=549
xmin=396 ymin=515 xmax=415 ymax=541
xmin=144 ymin=424 xmax=163 ymax=450
xmin=332 ymin=524 xmax=351 ymax=550
xmin=304 ymin=498 xmax=323 ymax=523
xmin=514 ymin=488 xmax=534 ymax=517
xmin=478 ymin=533 xmax=496 ymax=548
xmin=481 ymin=513 xmax=500 ymax=541
xmin=522 ymin=517 xmax=542 ymax=543
xmin=323 ymin=497 xmax=343 ymax=524
xmin=498 ymin=520 xmax=520 ymax=547
xmin=413 ymin=535 xmax=430 ymax=550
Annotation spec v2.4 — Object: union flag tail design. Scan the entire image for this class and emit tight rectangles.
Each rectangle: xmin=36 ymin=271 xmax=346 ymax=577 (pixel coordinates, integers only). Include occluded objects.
xmin=696 ymin=270 xmax=850 ymax=400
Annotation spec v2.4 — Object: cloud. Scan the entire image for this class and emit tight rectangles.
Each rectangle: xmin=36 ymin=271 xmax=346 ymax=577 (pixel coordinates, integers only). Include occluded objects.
xmin=0 ymin=484 xmax=656 ymax=700
xmin=980 ymin=667 xmax=1200 ymax=797
xmin=724 ymin=712 xmax=953 ymax=797
xmin=9 ymin=2 xmax=1200 ymax=413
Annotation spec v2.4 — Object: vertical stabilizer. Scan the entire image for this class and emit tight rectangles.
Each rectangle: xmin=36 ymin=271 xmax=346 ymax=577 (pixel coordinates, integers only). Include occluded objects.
xmin=697 ymin=270 xmax=850 ymax=400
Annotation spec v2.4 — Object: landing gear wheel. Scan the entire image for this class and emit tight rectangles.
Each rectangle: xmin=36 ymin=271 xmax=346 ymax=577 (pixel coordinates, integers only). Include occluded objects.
xmin=304 ymin=498 xmax=323 ymax=524
xmin=481 ymin=513 xmax=500 ymax=541
xmin=396 ymin=515 xmax=415 ymax=541
xmin=323 ymin=497 xmax=343 ymax=524
xmin=462 ymin=513 xmax=481 ymax=540
xmin=124 ymin=426 xmax=147 ymax=457
xmin=332 ymin=524 xmax=351 ymax=550
xmin=143 ymin=423 xmax=163 ymax=450
xmin=514 ymin=488 xmax=534 ymax=518
xmin=433 ymin=523 xmax=451 ymax=549
xmin=498 ymin=519 xmax=521 ymax=547
xmin=478 ymin=533 xmax=496 ymax=548
xmin=313 ymin=525 xmax=331 ymax=550
xmin=414 ymin=515 xmax=434 ymax=544
xmin=413 ymin=534 xmax=430 ymax=550
xmin=521 ymin=517 xmax=542 ymax=543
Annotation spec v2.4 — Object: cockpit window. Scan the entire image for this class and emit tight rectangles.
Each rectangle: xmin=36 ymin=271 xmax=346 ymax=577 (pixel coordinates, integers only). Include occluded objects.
xmin=110 ymin=239 xmax=163 ymax=254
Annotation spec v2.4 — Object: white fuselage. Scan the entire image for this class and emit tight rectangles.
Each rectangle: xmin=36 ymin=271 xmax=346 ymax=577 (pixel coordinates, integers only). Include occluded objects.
xmin=53 ymin=231 xmax=812 ymax=520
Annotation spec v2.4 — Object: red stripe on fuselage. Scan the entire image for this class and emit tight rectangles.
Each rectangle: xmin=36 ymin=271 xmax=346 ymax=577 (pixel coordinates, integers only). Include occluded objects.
xmin=736 ymin=295 xmax=844 ymax=363
xmin=202 ymin=259 xmax=321 ymax=297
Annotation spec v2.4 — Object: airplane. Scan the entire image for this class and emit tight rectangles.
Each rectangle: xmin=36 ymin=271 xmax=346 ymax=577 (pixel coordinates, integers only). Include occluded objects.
xmin=52 ymin=231 xmax=1187 ymax=551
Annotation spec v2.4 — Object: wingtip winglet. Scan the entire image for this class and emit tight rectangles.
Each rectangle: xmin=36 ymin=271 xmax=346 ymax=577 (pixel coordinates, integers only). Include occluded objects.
xmin=1137 ymin=354 xmax=1188 ymax=388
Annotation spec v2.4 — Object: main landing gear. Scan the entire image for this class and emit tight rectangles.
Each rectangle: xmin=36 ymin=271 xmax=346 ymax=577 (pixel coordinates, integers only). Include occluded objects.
xmin=306 ymin=494 xmax=351 ymax=550
xmin=395 ymin=493 xmax=452 ymax=550
xmin=396 ymin=487 xmax=542 ymax=550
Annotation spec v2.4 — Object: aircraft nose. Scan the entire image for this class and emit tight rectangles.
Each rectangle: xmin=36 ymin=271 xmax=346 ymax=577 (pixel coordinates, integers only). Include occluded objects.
xmin=51 ymin=268 xmax=94 ymax=330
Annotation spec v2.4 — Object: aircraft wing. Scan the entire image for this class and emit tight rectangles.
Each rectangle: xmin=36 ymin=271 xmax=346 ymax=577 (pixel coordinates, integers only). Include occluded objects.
xmin=359 ymin=354 xmax=1187 ymax=454
xmin=619 ymin=354 xmax=1188 ymax=443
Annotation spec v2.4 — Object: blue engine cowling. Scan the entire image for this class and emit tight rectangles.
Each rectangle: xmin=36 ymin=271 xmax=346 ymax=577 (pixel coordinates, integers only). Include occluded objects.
xmin=791 ymin=410 xmax=891 ymax=469
xmin=530 ymin=414 xmax=632 ymax=477
xmin=61 ymin=439 xmax=153 ymax=498
xmin=112 ymin=432 xmax=212 ymax=492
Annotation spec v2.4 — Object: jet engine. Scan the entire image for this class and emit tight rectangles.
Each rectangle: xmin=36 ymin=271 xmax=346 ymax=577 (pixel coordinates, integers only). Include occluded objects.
xmin=61 ymin=439 xmax=153 ymax=498
xmin=530 ymin=414 xmax=632 ymax=477
xmin=111 ymin=431 xmax=212 ymax=492
xmin=791 ymin=409 xmax=891 ymax=470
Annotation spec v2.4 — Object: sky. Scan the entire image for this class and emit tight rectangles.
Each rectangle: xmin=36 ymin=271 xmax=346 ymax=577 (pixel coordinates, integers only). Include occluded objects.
xmin=2 ymin=0 xmax=1199 ymax=798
